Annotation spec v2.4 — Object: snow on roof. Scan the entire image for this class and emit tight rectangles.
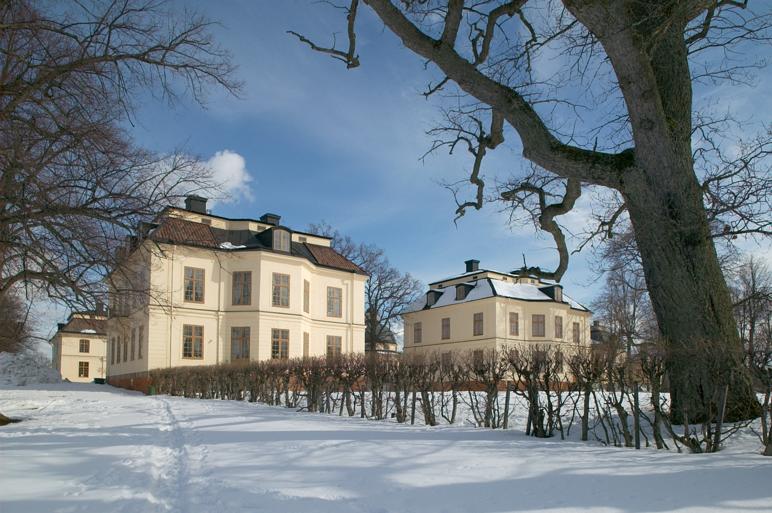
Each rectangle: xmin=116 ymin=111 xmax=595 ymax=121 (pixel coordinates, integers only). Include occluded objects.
xmin=80 ymin=329 xmax=97 ymax=334
xmin=563 ymin=293 xmax=589 ymax=312
xmin=427 ymin=288 xmax=455 ymax=309
xmin=489 ymin=280 xmax=551 ymax=301
xmin=404 ymin=296 xmax=428 ymax=313
xmin=465 ymin=279 xmax=494 ymax=302
xmin=403 ymin=278 xmax=590 ymax=313
xmin=219 ymin=241 xmax=247 ymax=250
xmin=402 ymin=281 xmax=492 ymax=314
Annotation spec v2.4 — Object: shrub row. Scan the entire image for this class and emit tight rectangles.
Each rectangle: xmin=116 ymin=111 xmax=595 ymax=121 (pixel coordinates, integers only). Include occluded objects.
xmin=148 ymin=341 xmax=771 ymax=454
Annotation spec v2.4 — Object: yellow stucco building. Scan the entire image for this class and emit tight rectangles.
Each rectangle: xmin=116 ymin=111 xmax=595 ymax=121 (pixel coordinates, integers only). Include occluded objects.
xmin=403 ymin=260 xmax=592 ymax=358
xmin=50 ymin=311 xmax=107 ymax=382
xmin=106 ymin=196 xmax=367 ymax=390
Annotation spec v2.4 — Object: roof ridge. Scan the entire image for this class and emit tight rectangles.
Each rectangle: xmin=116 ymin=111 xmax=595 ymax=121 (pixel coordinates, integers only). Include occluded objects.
xmin=161 ymin=206 xmax=333 ymax=239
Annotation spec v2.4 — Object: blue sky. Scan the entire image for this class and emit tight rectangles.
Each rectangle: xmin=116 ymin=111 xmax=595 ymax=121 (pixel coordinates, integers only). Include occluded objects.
xmin=130 ymin=1 xmax=603 ymax=299
xmin=37 ymin=1 xmax=772 ymax=341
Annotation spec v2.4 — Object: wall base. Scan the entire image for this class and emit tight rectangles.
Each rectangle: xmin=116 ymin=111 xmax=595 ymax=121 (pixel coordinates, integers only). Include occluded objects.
xmin=108 ymin=371 xmax=152 ymax=394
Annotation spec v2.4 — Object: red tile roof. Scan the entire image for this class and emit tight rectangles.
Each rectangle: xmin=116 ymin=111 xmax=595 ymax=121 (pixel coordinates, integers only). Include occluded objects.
xmin=305 ymin=244 xmax=367 ymax=275
xmin=147 ymin=216 xmax=366 ymax=275
xmin=150 ymin=217 xmax=218 ymax=248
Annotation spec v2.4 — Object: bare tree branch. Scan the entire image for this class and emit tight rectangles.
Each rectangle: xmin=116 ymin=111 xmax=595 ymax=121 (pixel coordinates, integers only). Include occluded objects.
xmin=501 ymin=177 xmax=581 ymax=282
xmin=287 ymin=0 xmax=360 ymax=68
xmin=440 ymin=0 xmax=464 ymax=47
xmin=363 ymin=0 xmax=632 ymax=188
xmin=471 ymin=0 xmax=524 ymax=65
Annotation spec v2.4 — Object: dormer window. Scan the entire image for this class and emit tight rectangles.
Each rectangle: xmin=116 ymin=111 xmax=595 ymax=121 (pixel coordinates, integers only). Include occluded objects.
xmin=273 ymin=229 xmax=290 ymax=252
xmin=539 ymin=284 xmax=564 ymax=302
xmin=426 ymin=290 xmax=442 ymax=308
xmin=455 ymin=283 xmax=472 ymax=301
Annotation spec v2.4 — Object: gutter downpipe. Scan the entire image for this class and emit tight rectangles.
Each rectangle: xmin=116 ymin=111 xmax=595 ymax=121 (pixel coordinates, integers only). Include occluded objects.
xmin=168 ymin=245 xmax=175 ymax=369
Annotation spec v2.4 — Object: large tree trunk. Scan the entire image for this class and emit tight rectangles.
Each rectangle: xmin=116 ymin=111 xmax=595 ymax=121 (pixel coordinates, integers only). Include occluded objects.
xmin=624 ymin=171 xmax=760 ymax=422
xmin=573 ymin=4 xmax=761 ymax=422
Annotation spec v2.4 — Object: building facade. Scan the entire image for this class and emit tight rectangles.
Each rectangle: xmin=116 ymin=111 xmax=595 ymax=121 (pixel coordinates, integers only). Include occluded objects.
xmin=403 ymin=260 xmax=592 ymax=358
xmin=107 ymin=196 xmax=368 ymax=390
xmin=50 ymin=312 xmax=107 ymax=382
xmin=366 ymin=325 xmax=400 ymax=355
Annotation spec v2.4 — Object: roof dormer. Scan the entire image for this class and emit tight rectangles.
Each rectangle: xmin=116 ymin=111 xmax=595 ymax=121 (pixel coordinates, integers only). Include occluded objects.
xmin=539 ymin=284 xmax=563 ymax=303
xmin=426 ymin=290 xmax=443 ymax=308
xmin=455 ymin=283 xmax=474 ymax=301
xmin=272 ymin=228 xmax=290 ymax=252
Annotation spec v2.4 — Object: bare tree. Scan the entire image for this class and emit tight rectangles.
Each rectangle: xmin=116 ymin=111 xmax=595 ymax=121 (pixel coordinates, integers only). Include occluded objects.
xmin=732 ymin=257 xmax=772 ymax=454
xmin=732 ymin=256 xmax=772 ymax=361
xmin=592 ymin=230 xmax=657 ymax=356
xmin=291 ymin=0 xmax=772 ymax=420
xmin=308 ymin=222 xmax=422 ymax=351
xmin=0 ymin=289 xmax=33 ymax=353
xmin=748 ymin=338 xmax=772 ymax=455
xmin=436 ymin=350 xmax=466 ymax=424
xmin=0 ymin=0 xmax=240 ymax=312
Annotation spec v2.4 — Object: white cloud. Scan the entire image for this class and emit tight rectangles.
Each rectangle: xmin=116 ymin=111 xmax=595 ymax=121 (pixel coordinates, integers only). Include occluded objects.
xmin=205 ymin=150 xmax=254 ymax=206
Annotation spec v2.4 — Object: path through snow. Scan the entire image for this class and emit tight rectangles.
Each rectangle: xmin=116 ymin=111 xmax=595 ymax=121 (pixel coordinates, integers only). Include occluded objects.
xmin=1 ymin=383 xmax=771 ymax=513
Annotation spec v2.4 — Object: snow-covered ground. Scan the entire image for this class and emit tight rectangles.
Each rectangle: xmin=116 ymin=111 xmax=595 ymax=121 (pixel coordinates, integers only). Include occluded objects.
xmin=1 ymin=383 xmax=771 ymax=513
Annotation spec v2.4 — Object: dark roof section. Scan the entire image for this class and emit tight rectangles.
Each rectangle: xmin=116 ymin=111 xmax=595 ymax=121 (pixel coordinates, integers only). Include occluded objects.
xmin=159 ymin=206 xmax=333 ymax=240
xmin=151 ymin=217 xmax=218 ymax=248
xmin=148 ymin=216 xmax=367 ymax=275
xmin=57 ymin=316 xmax=107 ymax=336
xmin=305 ymin=243 xmax=366 ymax=274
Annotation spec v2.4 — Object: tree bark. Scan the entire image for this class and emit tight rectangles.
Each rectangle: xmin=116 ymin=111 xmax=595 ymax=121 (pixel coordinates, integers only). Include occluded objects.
xmin=623 ymin=160 xmax=759 ymax=421
xmin=569 ymin=1 xmax=760 ymax=422
xmin=359 ymin=0 xmax=761 ymax=421
xmin=581 ymin=386 xmax=590 ymax=442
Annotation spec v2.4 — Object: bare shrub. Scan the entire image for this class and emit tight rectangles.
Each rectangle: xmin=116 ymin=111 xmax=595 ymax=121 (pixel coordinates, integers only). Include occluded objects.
xmin=436 ymin=352 xmax=465 ymax=424
xmin=568 ymin=347 xmax=605 ymax=442
xmin=463 ymin=349 xmax=508 ymax=428
xmin=411 ymin=353 xmax=440 ymax=426
xmin=508 ymin=346 xmax=570 ymax=438
xmin=142 ymin=340 xmax=760 ymax=454
xmin=749 ymin=345 xmax=772 ymax=455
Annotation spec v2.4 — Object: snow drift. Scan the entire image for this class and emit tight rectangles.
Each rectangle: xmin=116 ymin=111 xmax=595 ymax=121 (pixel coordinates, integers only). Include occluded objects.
xmin=0 ymin=352 xmax=61 ymax=386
